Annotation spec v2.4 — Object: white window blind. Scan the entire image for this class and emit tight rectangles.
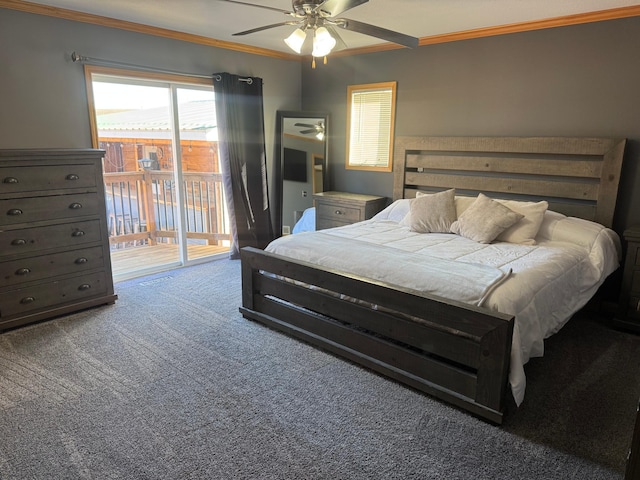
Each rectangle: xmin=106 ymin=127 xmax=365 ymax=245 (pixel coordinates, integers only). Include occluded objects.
xmin=347 ymin=82 xmax=396 ymax=171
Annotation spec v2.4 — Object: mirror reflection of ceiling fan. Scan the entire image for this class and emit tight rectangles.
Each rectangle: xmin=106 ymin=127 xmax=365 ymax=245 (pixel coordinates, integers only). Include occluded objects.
xmin=219 ymin=0 xmax=418 ymax=65
xmin=295 ymin=120 xmax=325 ymax=140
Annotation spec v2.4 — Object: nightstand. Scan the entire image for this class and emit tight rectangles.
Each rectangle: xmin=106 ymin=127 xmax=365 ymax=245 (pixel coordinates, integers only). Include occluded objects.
xmin=314 ymin=191 xmax=387 ymax=230
xmin=614 ymin=225 xmax=640 ymax=334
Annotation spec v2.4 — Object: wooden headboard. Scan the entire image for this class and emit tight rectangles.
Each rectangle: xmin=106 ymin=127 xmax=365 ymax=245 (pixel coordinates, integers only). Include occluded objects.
xmin=393 ymin=136 xmax=626 ymax=228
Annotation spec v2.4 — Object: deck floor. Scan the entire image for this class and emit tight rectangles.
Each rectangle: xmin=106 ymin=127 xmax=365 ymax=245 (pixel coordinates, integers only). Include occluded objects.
xmin=110 ymin=243 xmax=229 ymax=281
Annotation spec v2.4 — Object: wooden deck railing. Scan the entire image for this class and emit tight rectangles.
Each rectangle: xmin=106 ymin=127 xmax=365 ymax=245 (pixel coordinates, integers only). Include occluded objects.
xmin=104 ymin=170 xmax=230 ymax=249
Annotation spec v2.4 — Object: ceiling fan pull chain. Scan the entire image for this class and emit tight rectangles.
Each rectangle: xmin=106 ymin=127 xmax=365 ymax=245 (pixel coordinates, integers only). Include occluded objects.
xmin=324 ymin=56 xmax=327 ymax=65
xmin=312 ymin=57 xmax=316 ymax=69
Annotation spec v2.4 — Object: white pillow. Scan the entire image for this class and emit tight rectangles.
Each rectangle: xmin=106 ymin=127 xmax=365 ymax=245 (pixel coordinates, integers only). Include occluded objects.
xmin=535 ymin=210 xmax=567 ymax=241
xmin=406 ymin=188 xmax=457 ymax=233
xmin=494 ymin=199 xmax=549 ymax=245
xmin=453 ymin=195 xmax=475 ymax=217
xmin=450 ymin=193 xmax=524 ymax=243
xmin=372 ymin=199 xmax=411 ymax=222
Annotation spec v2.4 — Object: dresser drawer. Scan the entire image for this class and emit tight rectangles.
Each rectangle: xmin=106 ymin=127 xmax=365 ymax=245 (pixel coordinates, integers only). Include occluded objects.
xmin=0 ymin=164 xmax=97 ymax=194
xmin=0 ymin=246 xmax=105 ymax=288
xmin=0 ymin=220 xmax=103 ymax=256
xmin=0 ymin=271 xmax=109 ymax=320
xmin=316 ymin=202 xmax=362 ymax=223
xmin=0 ymin=193 xmax=100 ymax=225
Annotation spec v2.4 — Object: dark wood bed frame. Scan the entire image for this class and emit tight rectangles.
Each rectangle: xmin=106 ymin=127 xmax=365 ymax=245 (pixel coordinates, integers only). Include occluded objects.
xmin=240 ymin=136 xmax=626 ymax=424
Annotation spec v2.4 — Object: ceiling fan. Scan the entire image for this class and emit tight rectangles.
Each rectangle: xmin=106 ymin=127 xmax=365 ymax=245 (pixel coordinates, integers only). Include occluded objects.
xmin=219 ymin=0 xmax=419 ymax=60
xmin=295 ymin=120 xmax=325 ymax=140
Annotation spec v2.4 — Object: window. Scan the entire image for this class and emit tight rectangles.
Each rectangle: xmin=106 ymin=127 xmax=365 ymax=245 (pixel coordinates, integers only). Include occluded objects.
xmin=346 ymin=81 xmax=397 ymax=172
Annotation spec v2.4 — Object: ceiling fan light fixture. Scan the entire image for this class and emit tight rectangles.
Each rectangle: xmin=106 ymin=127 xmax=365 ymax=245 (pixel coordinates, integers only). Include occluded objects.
xmin=284 ymin=28 xmax=306 ymax=54
xmin=312 ymin=26 xmax=336 ymax=57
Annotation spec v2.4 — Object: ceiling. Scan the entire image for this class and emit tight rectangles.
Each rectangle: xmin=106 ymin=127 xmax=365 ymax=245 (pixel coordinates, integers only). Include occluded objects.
xmin=13 ymin=0 xmax=640 ymax=56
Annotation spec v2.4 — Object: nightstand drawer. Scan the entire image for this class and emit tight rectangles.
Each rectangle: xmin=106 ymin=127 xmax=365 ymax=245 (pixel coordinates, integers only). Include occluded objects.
xmin=316 ymin=218 xmax=352 ymax=230
xmin=0 ymin=193 xmax=100 ymax=226
xmin=316 ymin=202 xmax=361 ymax=223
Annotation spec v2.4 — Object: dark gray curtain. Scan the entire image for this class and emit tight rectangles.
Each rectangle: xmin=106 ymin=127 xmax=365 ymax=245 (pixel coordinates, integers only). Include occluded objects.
xmin=213 ymin=73 xmax=274 ymax=259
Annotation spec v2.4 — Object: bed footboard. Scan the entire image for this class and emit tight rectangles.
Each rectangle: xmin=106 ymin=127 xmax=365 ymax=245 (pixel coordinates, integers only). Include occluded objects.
xmin=239 ymin=247 xmax=514 ymax=424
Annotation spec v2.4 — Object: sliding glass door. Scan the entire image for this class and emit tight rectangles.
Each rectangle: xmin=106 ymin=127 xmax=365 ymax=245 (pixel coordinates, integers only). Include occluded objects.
xmin=86 ymin=67 xmax=229 ymax=281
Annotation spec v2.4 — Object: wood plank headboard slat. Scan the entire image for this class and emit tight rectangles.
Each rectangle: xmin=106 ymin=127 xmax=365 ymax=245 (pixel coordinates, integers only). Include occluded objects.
xmin=406 ymin=155 xmax=603 ymax=179
xmin=393 ymin=136 xmax=626 ymax=228
xmin=404 ymin=172 xmax=599 ymax=201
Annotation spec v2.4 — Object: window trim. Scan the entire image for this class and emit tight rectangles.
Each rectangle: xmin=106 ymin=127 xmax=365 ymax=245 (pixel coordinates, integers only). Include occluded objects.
xmin=345 ymin=81 xmax=397 ymax=173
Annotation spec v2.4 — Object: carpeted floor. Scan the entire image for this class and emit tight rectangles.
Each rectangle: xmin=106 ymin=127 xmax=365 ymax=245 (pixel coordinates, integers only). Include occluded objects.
xmin=0 ymin=258 xmax=638 ymax=479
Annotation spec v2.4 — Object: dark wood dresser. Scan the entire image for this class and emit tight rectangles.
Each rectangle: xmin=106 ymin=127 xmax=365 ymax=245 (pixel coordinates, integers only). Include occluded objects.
xmin=313 ymin=191 xmax=387 ymax=230
xmin=0 ymin=149 xmax=117 ymax=331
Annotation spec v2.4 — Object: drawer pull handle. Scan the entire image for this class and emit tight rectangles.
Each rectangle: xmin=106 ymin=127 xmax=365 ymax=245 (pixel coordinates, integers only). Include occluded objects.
xmin=20 ymin=296 xmax=35 ymax=304
xmin=11 ymin=239 xmax=26 ymax=246
xmin=69 ymin=203 xmax=83 ymax=210
xmin=3 ymin=177 xmax=18 ymax=184
xmin=71 ymin=230 xmax=85 ymax=237
xmin=335 ymin=210 xmax=343 ymax=215
xmin=66 ymin=174 xmax=79 ymax=181
xmin=75 ymin=257 xmax=88 ymax=264
xmin=78 ymin=284 xmax=91 ymax=291
xmin=7 ymin=208 xmax=22 ymax=216
xmin=15 ymin=268 xmax=31 ymax=276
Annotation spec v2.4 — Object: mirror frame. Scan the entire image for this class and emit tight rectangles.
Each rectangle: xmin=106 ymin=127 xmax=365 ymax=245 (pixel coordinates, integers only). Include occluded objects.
xmin=274 ymin=110 xmax=329 ymax=237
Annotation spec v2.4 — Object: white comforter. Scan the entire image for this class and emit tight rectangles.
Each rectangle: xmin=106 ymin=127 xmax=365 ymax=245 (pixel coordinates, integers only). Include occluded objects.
xmin=266 ymin=202 xmax=621 ymax=405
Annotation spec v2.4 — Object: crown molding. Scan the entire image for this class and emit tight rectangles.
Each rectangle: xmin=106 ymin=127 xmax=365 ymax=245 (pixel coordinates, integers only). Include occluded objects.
xmin=0 ymin=0 xmax=298 ymax=60
xmin=334 ymin=5 xmax=640 ymax=57
xmin=2 ymin=0 xmax=640 ymax=59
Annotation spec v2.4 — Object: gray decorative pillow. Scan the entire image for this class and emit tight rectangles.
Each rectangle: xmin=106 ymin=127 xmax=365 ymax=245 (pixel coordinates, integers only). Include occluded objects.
xmin=450 ymin=193 xmax=524 ymax=243
xmin=407 ymin=188 xmax=457 ymax=233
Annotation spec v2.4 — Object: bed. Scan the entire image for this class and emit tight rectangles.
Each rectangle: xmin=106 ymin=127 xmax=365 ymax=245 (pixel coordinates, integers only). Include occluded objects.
xmin=240 ymin=136 xmax=626 ymax=423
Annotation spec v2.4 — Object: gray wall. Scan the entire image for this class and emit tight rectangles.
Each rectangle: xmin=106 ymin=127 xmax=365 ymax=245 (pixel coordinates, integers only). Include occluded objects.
xmin=301 ymin=17 xmax=640 ymax=235
xmin=0 ymin=8 xmax=302 ymax=203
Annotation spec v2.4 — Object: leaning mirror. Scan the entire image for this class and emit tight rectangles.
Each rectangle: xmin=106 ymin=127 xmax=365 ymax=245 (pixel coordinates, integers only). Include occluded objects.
xmin=274 ymin=110 xmax=329 ymax=237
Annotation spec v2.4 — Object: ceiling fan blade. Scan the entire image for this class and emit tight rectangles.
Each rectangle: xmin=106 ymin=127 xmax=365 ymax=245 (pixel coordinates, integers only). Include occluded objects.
xmin=337 ymin=18 xmax=419 ymax=48
xmin=319 ymin=0 xmax=368 ymax=17
xmin=294 ymin=123 xmax=315 ymax=128
xmin=218 ymin=0 xmax=293 ymax=15
xmin=324 ymin=25 xmax=348 ymax=51
xmin=299 ymin=129 xmax=316 ymax=134
xmin=232 ymin=22 xmax=297 ymax=36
